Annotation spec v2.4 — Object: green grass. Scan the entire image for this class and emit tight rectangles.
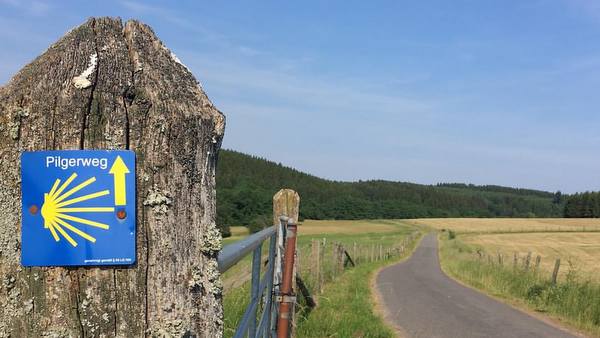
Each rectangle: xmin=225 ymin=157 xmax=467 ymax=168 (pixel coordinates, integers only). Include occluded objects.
xmin=439 ymin=234 xmax=600 ymax=337
xmin=295 ymin=260 xmax=397 ymax=338
xmin=222 ymin=282 xmax=251 ymax=338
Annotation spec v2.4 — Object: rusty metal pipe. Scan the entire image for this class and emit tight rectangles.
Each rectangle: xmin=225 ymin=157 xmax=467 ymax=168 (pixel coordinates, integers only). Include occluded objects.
xmin=276 ymin=218 xmax=298 ymax=338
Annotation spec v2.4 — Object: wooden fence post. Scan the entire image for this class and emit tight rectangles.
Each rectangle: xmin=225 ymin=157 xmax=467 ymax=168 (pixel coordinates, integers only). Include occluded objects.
xmin=552 ymin=258 xmax=561 ymax=284
xmin=339 ymin=245 xmax=345 ymax=271
xmin=272 ymin=188 xmax=300 ymax=285
xmin=534 ymin=255 xmax=541 ymax=272
xmin=272 ymin=189 xmax=300 ymax=338
xmin=513 ymin=252 xmax=518 ymax=270
xmin=319 ymin=239 xmax=325 ymax=292
xmin=524 ymin=252 xmax=532 ymax=271
xmin=371 ymin=244 xmax=375 ymax=262
xmin=272 ymin=189 xmax=300 ymax=226
xmin=332 ymin=243 xmax=338 ymax=277
xmin=0 ymin=18 xmax=227 ymax=337
xmin=311 ymin=240 xmax=320 ymax=292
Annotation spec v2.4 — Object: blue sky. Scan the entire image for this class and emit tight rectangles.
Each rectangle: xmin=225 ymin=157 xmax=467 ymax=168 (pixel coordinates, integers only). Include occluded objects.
xmin=1 ymin=1 xmax=599 ymax=193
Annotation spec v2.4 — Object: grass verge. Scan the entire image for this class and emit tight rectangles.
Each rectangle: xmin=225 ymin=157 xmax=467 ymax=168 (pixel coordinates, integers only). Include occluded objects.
xmin=295 ymin=260 xmax=397 ymax=337
xmin=439 ymin=233 xmax=600 ymax=337
xmin=295 ymin=232 xmax=420 ymax=338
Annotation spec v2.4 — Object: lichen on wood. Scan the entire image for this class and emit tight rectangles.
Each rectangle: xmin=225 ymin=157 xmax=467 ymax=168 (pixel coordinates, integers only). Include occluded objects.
xmin=0 ymin=17 xmax=225 ymax=337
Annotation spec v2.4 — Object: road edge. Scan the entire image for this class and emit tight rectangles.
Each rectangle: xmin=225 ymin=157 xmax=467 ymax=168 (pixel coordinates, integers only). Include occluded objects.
xmin=371 ymin=233 xmax=426 ymax=338
xmin=436 ymin=232 xmax=590 ymax=338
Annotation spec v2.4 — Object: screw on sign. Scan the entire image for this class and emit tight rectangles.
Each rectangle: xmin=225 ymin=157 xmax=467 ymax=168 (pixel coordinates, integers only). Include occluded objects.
xmin=20 ymin=150 xmax=136 ymax=266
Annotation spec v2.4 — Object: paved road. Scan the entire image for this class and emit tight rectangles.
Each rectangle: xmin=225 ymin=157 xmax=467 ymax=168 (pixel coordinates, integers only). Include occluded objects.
xmin=376 ymin=234 xmax=579 ymax=338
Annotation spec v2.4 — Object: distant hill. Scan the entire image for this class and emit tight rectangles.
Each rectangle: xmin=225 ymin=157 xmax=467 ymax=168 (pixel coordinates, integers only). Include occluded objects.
xmin=216 ymin=150 xmax=564 ymax=236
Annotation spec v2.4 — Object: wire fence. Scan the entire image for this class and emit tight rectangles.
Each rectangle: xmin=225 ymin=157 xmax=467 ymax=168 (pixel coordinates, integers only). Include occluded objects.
xmin=296 ymin=232 xmax=420 ymax=301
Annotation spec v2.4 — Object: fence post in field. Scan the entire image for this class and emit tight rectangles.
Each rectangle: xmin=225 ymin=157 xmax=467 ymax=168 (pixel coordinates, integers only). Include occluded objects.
xmin=534 ymin=255 xmax=541 ymax=272
xmin=321 ymin=238 xmax=326 ymax=290
xmin=0 ymin=18 xmax=227 ymax=336
xmin=311 ymin=240 xmax=320 ymax=292
xmin=339 ymin=245 xmax=345 ymax=271
xmin=332 ymin=243 xmax=337 ymax=276
xmin=370 ymin=244 xmax=374 ymax=262
xmin=339 ymin=244 xmax=345 ymax=271
xmin=319 ymin=240 xmax=324 ymax=292
xmin=552 ymin=258 xmax=561 ymax=284
xmin=337 ymin=244 xmax=343 ymax=272
xmin=497 ymin=253 xmax=503 ymax=266
xmin=372 ymin=244 xmax=375 ymax=262
xmin=331 ymin=243 xmax=338 ymax=277
xmin=353 ymin=242 xmax=357 ymax=264
xmin=335 ymin=244 xmax=340 ymax=273
xmin=525 ymin=252 xmax=532 ymax=271
xmin=513 ymin=252 xmax=518 ymax=270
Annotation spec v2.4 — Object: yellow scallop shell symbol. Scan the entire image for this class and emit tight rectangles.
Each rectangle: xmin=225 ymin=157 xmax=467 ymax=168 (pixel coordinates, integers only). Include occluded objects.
xmin=41 ymin=173 xmax=114 ymax=247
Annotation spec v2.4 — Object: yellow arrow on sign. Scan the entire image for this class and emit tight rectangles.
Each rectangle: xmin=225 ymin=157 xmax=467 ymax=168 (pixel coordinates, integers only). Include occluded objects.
xmin=109 ymin=156 xmax=130 ymax=206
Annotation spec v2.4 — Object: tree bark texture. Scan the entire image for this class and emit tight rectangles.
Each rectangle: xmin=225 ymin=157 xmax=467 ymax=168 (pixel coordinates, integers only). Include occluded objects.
xmin=0 ymin=17 xmax=225 ymax=337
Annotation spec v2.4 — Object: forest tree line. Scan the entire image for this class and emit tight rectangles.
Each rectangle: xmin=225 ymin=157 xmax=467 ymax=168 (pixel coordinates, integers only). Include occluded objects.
xmin=564 ymin=192 xmax=600 ymax=218
xmin=216 ymin=150 xmax=567 ymax=236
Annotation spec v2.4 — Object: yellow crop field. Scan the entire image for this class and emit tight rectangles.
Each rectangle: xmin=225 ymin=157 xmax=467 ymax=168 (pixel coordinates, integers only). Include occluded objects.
xmin=406 ymin=218 xmax=600 ymax=233
xmin=229 ymin=226 xmax=249 ymax=237
xmin=460 ymin=232 xmax=600 ymax=279
xmin=223 ymin=220 xmax=403 ymax=245
xmin=299 ymin=219 xmax=405 ymax=235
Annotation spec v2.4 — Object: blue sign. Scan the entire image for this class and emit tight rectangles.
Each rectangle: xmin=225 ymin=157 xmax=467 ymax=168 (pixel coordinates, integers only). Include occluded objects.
xmin=21 ymin=150 xmax=136 ymax=266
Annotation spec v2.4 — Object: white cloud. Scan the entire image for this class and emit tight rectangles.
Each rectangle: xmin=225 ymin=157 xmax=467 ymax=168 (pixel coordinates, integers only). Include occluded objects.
xmin=185 ymin=54 xmax=434 ymax=120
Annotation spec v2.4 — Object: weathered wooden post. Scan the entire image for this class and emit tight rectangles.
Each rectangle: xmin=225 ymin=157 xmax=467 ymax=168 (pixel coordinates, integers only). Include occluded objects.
xmin=371 ymin=244 xmax=375 ymax=262
xmin=552 ymin=258 xmax=561 ymax=284
xmin=0 ymin=18 xmax=225 ymax=337
xmin=311 ymin=239 xmax=320 ymax=288
xmin=334 ymin=244 xmax=339 ymax=274
xmin=319 ymin=239 xmax=325 ymax=292
xmin=272 ymin=189 xmax=300 ymax=338
xmin=272 ymin=189 xmax=300 ymax=227
xmin=339 ymin=245 xmax=346 ymax=270
xmin=534 ymin=255 xmax=542 ymax=272
xmin=320 ymin=238 xmax=326 ymax=291
xmin=524 ymin=252 xmax=532 ymax=271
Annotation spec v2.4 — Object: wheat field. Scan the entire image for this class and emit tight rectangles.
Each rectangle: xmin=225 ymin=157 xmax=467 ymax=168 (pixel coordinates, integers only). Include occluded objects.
xmin=298 ymin=219 xmax=405 ymax=235
xmin=406 ymin=218 xmax=600 ymax=233
xmin=461 ymin=232 xmax=600 ymax=279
